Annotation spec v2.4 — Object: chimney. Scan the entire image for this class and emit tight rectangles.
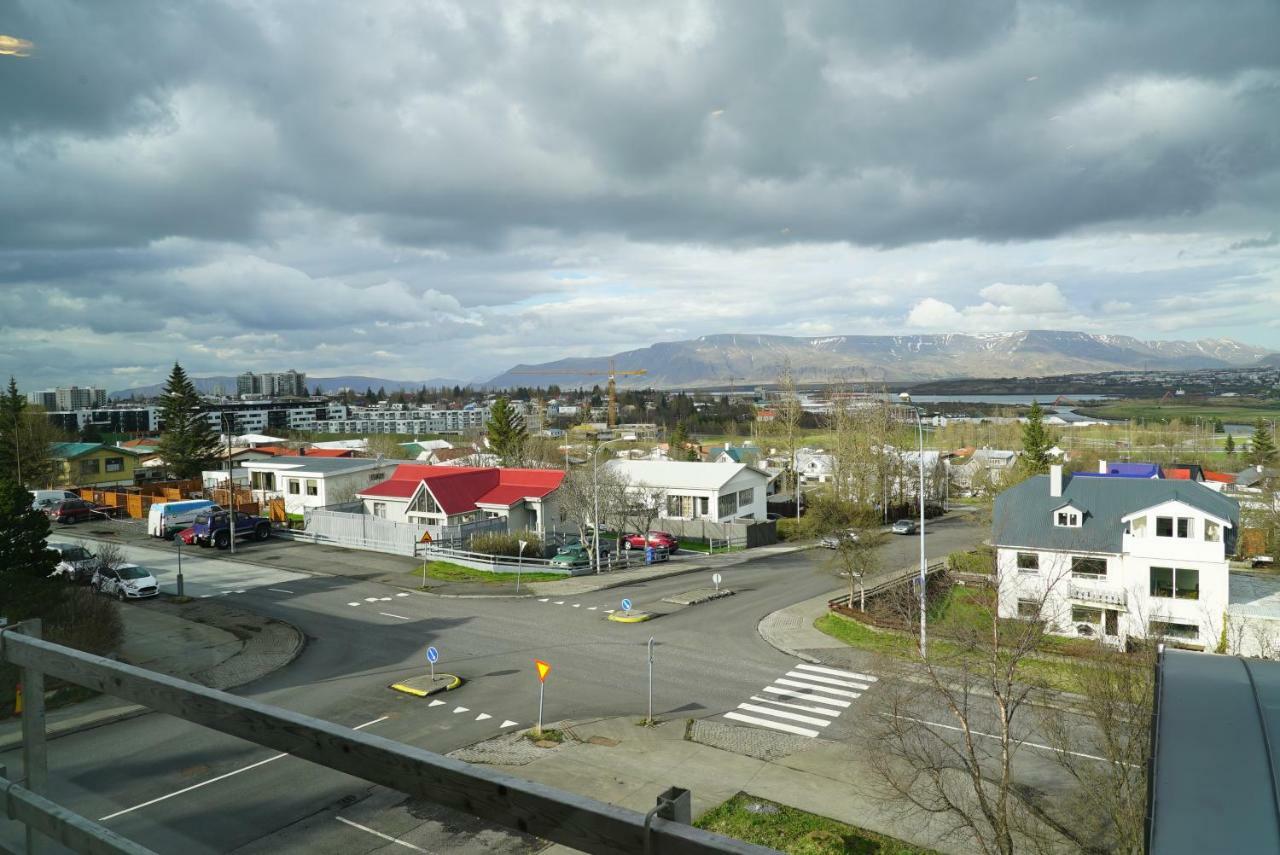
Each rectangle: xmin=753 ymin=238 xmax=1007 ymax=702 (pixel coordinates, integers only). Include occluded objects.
xmin=1098 ymin=459 xmax=1108 ymax=474
xmin=1050 ymin=464 xmax=1063 ymax=497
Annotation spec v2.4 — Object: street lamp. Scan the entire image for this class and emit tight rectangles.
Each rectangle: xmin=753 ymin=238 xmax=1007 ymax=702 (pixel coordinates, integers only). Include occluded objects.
xmin=591 ymin=437 xmax=630 ymax=574
xmin=898 ymin=392 xmax=928 ymax=659
xmin=221 ymin=413 xmax=237 ymax=555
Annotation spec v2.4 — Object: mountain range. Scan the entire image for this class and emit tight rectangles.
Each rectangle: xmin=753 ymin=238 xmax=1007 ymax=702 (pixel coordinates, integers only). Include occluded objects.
xmin=109 ymin=375 xmax=463 ymax=400
xmin=485 ymin=331 xmax=1277 ymax=389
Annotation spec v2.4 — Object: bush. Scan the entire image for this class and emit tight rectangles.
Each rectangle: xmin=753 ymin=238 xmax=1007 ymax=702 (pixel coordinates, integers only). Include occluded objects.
xmin=46 ymin=587 xmax=123 ymax=657
xmin=948 ymin=546 xmax=994 ymax=575
xmin=776 ymin=518 xmax=803 ymax=541
xmin=469 ymin=530 xmax=542 ymax=558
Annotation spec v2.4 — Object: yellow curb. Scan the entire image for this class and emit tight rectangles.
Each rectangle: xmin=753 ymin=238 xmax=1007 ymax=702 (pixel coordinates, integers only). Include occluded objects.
xmin=607 ymin=611 xmax=654 ymax=623
xmin=390 ymin=673 xmax=463 ymax=697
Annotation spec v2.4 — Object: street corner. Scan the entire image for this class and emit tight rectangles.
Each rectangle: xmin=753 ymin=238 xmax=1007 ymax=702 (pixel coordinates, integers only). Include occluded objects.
xmin=389 ymin=673 xmax=464 ymax=697
xmin=607 ymin=610 xmax=656 ymax=623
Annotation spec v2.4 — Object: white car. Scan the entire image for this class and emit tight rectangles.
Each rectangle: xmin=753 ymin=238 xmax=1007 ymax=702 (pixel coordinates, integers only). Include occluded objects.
xmin=819 ymin=530 xmax=861 ymax=549
xmin=92 ymin=563 xmax=159 ymax=600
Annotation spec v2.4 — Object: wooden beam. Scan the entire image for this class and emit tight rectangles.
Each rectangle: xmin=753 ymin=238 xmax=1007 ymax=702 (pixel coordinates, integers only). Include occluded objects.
xmin=1 ymin=634 xmax=775 ymax=855
xmin=0 ymin=772 xmax=157 ymax=855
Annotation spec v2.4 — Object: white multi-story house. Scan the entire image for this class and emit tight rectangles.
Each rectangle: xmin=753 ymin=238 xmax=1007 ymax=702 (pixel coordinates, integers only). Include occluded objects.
xmin=315 ymin=405 xmax=489 ymax=435
xmin=604 ymin=460 xmax=770 ymax=522
xmin=950 ymin=449 xmax=1020 ymax=495
xmin=995 ymin=464 xmax=1240 ymax=650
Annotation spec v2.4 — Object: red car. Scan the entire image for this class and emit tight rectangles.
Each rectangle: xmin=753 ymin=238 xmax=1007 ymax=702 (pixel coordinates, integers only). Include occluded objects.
xmin=621 ymin=531 xmax=678 ymax=552
xmin=175 ymin=526 xmax=198 ymax=545
xmin=46 ymin=498 xmax=117 ymax=525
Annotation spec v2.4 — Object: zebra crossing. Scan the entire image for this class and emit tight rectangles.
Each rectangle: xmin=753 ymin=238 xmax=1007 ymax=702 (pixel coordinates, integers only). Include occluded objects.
xmin=721 ymin=662 xmax=877 ymax=738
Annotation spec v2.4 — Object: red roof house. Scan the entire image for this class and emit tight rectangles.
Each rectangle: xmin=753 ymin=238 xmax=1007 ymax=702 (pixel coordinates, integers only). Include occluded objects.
xmin=358 ymin=464 xmax=565 ymax=535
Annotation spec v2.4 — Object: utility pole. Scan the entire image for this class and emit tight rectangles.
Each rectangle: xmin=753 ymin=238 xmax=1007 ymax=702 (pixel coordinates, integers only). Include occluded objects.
xmin=223 ymin=414 xmax=236 ymax=554
xmin=899 ymin=394 xmax=927 ymax=659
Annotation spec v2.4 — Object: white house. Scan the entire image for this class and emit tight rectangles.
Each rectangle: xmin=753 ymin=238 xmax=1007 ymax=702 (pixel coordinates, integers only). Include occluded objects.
xmin=950 ymin=449 xmax=1020 ymax=495
xmin=796 ymin=449 xmax=835 ymax=484
xmin=994 ymin=464 xmax=1240 ymax=650
xmin=604 ymin=459 xmax=770 ymax=522
xmin=241 ymin=457 xmax=393 ymax=515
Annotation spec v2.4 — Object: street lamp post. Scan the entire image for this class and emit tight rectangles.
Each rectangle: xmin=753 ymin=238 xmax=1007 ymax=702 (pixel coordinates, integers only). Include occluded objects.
xmin=175 ymin=534 xmax=184 ymax=598
xmin=898 ymin=393 xmax=928 ymax=659
xmin=222 ymin=414 xmax=236 ymax=555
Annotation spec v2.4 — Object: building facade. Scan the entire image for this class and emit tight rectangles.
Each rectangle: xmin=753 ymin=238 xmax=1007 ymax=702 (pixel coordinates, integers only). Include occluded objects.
xmin=604 ymin=459 xmax=771 ymax=523
xmin=29 ymin=387 xmax=107 ymax=410
xmin=236 ymin=370 xmax=307 ymax=398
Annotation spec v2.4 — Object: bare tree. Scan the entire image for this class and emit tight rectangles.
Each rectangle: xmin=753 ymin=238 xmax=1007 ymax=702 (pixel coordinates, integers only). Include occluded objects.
xmin=773 ymin=363 xmax=804 ymax=515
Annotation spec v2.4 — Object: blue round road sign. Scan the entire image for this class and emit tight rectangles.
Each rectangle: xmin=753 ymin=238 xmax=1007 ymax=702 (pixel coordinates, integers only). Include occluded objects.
xmin=621 ymin=598 xmax=632 ymax=611
xmin=426 ymin=646 xmax=439 ymax=663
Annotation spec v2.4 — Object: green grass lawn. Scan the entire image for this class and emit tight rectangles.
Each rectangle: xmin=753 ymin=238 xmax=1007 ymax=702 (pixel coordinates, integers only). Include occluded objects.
xmin=1076 ymin=397 xmax=1280 ymax=424
xmin=414 ymin=560 xmax=565 ymax=585
xmin=696 ymin=793 xmax=938 ymax=855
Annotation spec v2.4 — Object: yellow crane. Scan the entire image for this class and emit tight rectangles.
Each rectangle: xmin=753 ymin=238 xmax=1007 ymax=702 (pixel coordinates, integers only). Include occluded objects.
xmin=511 ymin=359 xmax=647 ymax=427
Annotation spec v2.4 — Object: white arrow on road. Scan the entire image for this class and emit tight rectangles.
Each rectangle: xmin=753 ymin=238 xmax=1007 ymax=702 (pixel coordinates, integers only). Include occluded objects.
xmin=501 ymin=720 xmax=519 ymax=728
xmin=453 ymin=706 xmax=469 ymax=714
xmin=475 ymin=713 xmax=491 ymax=721
xmin=428 ymin=700 xmax=445 ymax=707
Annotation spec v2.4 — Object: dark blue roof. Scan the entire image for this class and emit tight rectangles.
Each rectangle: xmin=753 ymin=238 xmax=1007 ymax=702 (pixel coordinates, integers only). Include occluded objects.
xmin=1073 ymin=462 xmax=1163 ymax=479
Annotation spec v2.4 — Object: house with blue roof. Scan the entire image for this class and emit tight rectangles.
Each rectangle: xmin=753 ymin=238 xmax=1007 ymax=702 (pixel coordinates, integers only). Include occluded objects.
xmin=994 ymin=463 xmax=1240 ymax=650
xmin=1073 ymin=460 xmax=1163 ymax=479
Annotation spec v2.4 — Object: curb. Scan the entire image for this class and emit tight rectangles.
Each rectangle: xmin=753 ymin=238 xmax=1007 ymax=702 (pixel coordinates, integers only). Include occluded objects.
xmin=390 ymin=674 xmax=464 ymax=697
xmin=0 ymin=704 xmax=152 ymax=754
xmin=608 ymin=611 xmax=655 ymax=623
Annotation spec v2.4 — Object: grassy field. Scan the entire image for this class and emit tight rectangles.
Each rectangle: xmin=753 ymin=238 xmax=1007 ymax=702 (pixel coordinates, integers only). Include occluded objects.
xmin=414 ymin=560 xmax=565 ymax=585
xmin=695 ymin=793 xmax=938 ymax=855
xmin=1076 ymin=397 xmax=1280 ymax=424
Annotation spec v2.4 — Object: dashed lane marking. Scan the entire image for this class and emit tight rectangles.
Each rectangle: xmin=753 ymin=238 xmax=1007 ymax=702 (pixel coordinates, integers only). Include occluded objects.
xmin=336 ymin=817 xmax=429 ymax=852
xmin=268 ymin=588 xmax=295 ymax=594
xmin=378 ymin=612 xmax=411 ymax=621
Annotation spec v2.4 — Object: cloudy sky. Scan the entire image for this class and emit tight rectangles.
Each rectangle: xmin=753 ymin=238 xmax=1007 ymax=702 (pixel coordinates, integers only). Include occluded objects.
xmin=2 ymin=0 xmax=1278 ymax=391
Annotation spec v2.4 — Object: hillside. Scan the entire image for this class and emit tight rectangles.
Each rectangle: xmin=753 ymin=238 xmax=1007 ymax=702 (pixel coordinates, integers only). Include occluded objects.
xmin=485 ymin=331 xmax=1274 ymax=389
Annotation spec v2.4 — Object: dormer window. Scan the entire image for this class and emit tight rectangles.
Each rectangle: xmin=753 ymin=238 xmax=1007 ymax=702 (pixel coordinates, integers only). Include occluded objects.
xmin=1053 ymin=504 xmax=1082 ymax=527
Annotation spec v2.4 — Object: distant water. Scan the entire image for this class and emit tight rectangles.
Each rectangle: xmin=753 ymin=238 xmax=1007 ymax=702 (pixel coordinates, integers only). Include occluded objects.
xmin=876 ymin=394 xmax=1112 ymax=406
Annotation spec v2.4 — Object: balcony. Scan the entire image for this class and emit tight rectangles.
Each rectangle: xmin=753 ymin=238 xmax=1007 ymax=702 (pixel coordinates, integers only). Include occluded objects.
xmin=1070 ymin=581 xmax=1127 ymax=608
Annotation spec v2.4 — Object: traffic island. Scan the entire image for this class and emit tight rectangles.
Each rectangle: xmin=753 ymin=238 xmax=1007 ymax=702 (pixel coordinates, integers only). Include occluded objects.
xmin=390 ymin=673 xmax=464 ymax=697
xmin=607 ymin=610 xmax=655 ymax=623
xmin=661 ymin=588 xmax=735 ymax=606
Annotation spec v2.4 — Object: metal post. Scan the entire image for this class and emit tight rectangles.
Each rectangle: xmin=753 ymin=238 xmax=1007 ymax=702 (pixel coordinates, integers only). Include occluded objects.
xmin=916 ymin=409 xmax=926 ymax=659
xmin=19 ymin=619 xmax=49 ymax=854
xmin=647 ymin=636 xmax=655 ymax=725
xmin=537 ymin=681 xmax=545 ymax=737
xmin=517 ymin=540 xmax=527 ymax=593
xmin=224 ymin=415 xmax=236 ymax=555
xmin=592 ymin=444 xmax=601 ymax=575
xmin=421 ymin=548 xmax=428 ymax=589
xmin=175 ymin=537 xmax=184 ymax=598
xmin=430 ymin=657 xmax=435 ymax=683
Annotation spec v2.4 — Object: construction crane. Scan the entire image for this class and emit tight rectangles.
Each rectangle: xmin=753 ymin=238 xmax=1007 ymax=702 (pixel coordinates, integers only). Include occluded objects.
xmin=511 ymin=359 xmax=647 ymax=427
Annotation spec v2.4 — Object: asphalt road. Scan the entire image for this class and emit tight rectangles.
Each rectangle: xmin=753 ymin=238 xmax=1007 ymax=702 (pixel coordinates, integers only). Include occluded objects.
xmin=3 ymin=515 xmax=992 ymax=853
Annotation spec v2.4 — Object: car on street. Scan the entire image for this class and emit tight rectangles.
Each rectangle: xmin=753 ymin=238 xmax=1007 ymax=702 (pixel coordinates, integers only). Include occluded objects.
xmin=819 ymin=530 xmax=861 ymax=549
xmin=190 ymin=509 xmax=272 ymax=549
xmin=892 ymin=518 xmax=918 ymax=535
xmin=31 ymin=490 xmax=81 ymax=511
xmin=47 ymin=542 xmax=97 ymax=583
xmin=620 ymin=531 xmax=679 ymax=552
xmin=91 ymin=563 xmax=159 ymax=600
xmin=175 ymin=526 xmax=198 ymax=545
xmin=46 ymin=498 xmax=119 ymax=525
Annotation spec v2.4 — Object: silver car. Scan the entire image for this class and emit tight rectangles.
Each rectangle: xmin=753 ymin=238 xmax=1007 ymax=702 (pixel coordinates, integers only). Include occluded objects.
xmin=819 ymin=531 xmax=861 ymax=549
xmin=892 ymin=519 xmax=918 ymax=535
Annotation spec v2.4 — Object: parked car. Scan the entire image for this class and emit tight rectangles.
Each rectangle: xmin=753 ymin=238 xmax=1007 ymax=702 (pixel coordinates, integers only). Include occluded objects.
xmin=175 ymin=526 xmax=198 ymax=545
xmin=620 ymin=531 xmax=679 ymax=552
xmin=148 ymin=499 xmax=218 ymax=538
xmin=46 ymin=498 xmax=118 ymax=525
xmin=891 ymin=519 xmax=918 ymax=535
xmin=550 ymin=542 xmax=612 ymax=568
xmin=819 ymin=530 xmax=861 ymax=549
xmin=189 ymin=510 xmax=272 ymax=549
xmin=31 ymin=489 xmax=81 ymax=511
xmin=47 ymin=542 xmax=97 ymax=583
xmin=91 ymin=563 xmax=159 ymax=600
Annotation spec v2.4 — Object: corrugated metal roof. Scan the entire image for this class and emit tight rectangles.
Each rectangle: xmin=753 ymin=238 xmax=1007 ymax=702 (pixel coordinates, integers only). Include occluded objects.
xmin=605 ymin=459 xmax=768 ymax=491
xmin=993 ymin=473 xmax=1240 ymax=553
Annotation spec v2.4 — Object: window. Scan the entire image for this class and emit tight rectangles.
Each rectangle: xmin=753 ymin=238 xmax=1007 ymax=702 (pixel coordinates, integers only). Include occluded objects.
xmin=1129 ymin=516 xmax=1147 ymax=537
xmin=1072 ymin=557 xmax=1107 ymax=579
xmin=79 ymin=459 xmax=101 ymax=475
xmin=1017 ymin=599 xmax=1040 ymax=620
xmin=306 ymin=479 xmax=318 ymax=496
xmin=738 ymin=488 xmax=754 ymax=508
xmin=718 ymin=493 xmax=737 ymax=518
xmin=1150 ymin=567 xmax=1199 ymax=600
xmin=105 ymin=457 xmax=124 ymax=473
xmin=251 ymin=471 xmax=276 ymax=491
xmin=372 ymin=502 xmax=386 ymax=518
xmin=1072 ymin=606 xmax=1103 ymax=624
xmin=1055 ymin=511 xmax=1079 ymax=527
xmin=288 ymin=479 xmax=301 ymax=495
xmin=1156 ymin=516 xmax=1173 ymax=537
xmin=1205 ymin=520 xmax=1221 ymax=543
xmin=411 ymin=489 xmax=441 ymax=515
xmin=1149 ymin=621 xmax=1198 ymax=641
xmin=697 ymin=497 xmax=709 ymax=517
xmin=667 ymin=494 xmax=684 ymax=517
xmin=1176 ymin=517 xmax=1192 ymax=539
xmin=1016 ymin=552 xmax=1039 ymax=572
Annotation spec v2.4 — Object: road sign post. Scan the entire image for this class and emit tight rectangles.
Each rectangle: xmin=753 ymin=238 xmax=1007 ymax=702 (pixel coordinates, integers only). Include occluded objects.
xmin=175 ymin=536 xmax=185 ymax=598
xmin=621 ymin=597 xmax=632 ymax=615
xmin=517 ymin=540 xmax=528 ymax=593
xmin=419 ymin=530 xmax=433 ymax=589
xmin=647 ymin=636 xmax=655 ymax=725
xmin=535 ymin=659 xmax=551 ymax=736
xmin=712 ymin=572 xmax=721 ymax=593
xmin=427 ymin=646 xmax=439 ymax=683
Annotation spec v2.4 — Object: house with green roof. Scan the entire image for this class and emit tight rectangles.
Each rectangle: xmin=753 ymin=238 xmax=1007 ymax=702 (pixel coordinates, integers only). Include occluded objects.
xmin=49 ymin=442 xmax=144 ymax=488
xmin=994 ymin=464 xmax=1240 ymax=651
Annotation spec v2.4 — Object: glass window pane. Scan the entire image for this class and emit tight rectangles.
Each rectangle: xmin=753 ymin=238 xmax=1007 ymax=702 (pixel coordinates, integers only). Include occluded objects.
xmin=1156 ymin=517 xmax=1173 ymax=537
xmin=1177 ymin=518 xmax=1191 ymax=538
xmin=1175 ymin=568 xmax=1199 ymax=600
xmin=1150 ymin=566 xmax=1174 ymax=597
xmin=1131 ymin=516 xmax=1147 ymax=536
xmin=1017 ymin=552 xmax=1039 ymax=570
xmin=1205 ymin=521 xmax=1221 ymax=543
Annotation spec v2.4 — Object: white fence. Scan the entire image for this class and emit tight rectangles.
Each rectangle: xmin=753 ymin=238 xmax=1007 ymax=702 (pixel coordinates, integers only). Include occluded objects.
xmin=295 ymin=505 xmax=505 ymax=556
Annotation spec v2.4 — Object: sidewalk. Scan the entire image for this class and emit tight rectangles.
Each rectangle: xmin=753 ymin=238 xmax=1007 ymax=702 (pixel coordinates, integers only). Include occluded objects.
xmin=454 ymin=715 xmax=962 ymax=854
xmin=0 ymin=597 xmax=304 ymax=752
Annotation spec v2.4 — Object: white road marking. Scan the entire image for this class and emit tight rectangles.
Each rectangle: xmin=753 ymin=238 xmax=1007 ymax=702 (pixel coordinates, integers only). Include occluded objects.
xmin=453 ymin=706 xmax=469 ymax=714
xmin=554 ymin=601 xmax=565 ymax=605
xmin=538 ymin=598 xmax=549 ymax=602
xmin=572 ymin=603 xmax=581 ymax=608
xmin=100 ymin=715 xmax=391 ymax=821
xmin=723 ymin=711 xmax=819 ymax=738
xmin=336 ymin=816 xmax=430 ymax=852
xmin=737 ymin=703 xmax=831 ymax=727
xmin=428 ymin=700 xmax=445 ymax=707
xmin=475 ymin=713 xmax=491 ymax=721
xmin=396 ymin=592 xmax=409 ymax=597
xmin=268 ymin=588 xmax=294 ymax=594
xmin=378 ymin=612 xmax=411 ymax=620
xmin=347 ymin=602 xmax=361 ymax=607
xmin=749 ymin=695 xmax=841 ymax=717
xmin=364 ymin=597 xmax=379 ymax=602
xmin=234 ymin=589 xmax=245 ymax=594
xmin=795 ymin=663 xmax=878 ymax=683
xmin=501 ymin=720 xmax=519 ymax=728
xmin=785 ymin=670 xmax=870 ymax=691
xmin=886 ymin=714 xmax=1123 ymax=764
xmin=379 ymin=597 xmax=392 ymax=602
xmin=587 ymin=606 xmax=597 ymax=611
xmin=761 ymin=685 xmax=850 ymax=707
xmin=604 ymin=609 xmax=614 ymax=614
xmin=774 ymin=677 xmax=861 ymax=699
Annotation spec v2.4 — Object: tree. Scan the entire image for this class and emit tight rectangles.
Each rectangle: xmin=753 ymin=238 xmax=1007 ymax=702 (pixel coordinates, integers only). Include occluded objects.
xmin=0 ymin=377 xmax=57 ymax=487
xmin=773 ymin=364 xmax=805 ymax=506
xmin=1225 ymin=433 xmax=1236 ymax=456
xmin=668 ymin=422 xmax=692 ymax=461
xmin=78 ymin=422 xmax=103 ymax=443
xmin=486 ymin=397 xmax=528 ymax=467
xmin=1019 ymin=400 xmax=1054 ymax=476
xmin=0 ymin=476 xmax=61 ymax=622
xmin=157 ymin=363 xmax=222 ymax=479
xmin=1248 ymin=418 xmax=1276 ymax=467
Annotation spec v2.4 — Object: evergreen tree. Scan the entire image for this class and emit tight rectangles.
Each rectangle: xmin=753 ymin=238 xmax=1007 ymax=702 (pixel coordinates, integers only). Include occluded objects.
xmin=0 ymin=377 xmax=54 ymax=487
xmin=0 ymin=377 xmax=28 ymax=483
xmin=157 ymin=363 xmax=221 ymax=479
xmin=1250 ymin=418 xmax=1277 ymax=467
xmin=0 ymin=476 xmax=61 ymax=622
xmin=364 ymin=387 xmax=376 ymax=405
xmin=79 ymin=422 xmax=103 ymax=443
xmin=1212 ymin=417 xmax=1225 ymax=434
xmin=1019 ymin=400 xmax=1054 ymax=476
xmin=1225 ymin=433 xmax=1236 ymax=456
xmin=668 ymin=422 xmax=690 ymax=461
xmin=486 ymin=397 xmax=527 ymax=467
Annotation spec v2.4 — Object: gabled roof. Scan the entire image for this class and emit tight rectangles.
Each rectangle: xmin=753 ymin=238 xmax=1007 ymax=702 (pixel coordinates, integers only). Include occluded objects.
xmin=994 ymin=473 xmax=1240 ymax=553
xmin=1205 ymin=470 xmax=1235 ymax=484
xmin=50 ymin=442 xmax=142 ymax=460
xmin=357 ymin=465 xmax=565 ymax=514
xmin=604 ymin=459 xmax=769 ymax=491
